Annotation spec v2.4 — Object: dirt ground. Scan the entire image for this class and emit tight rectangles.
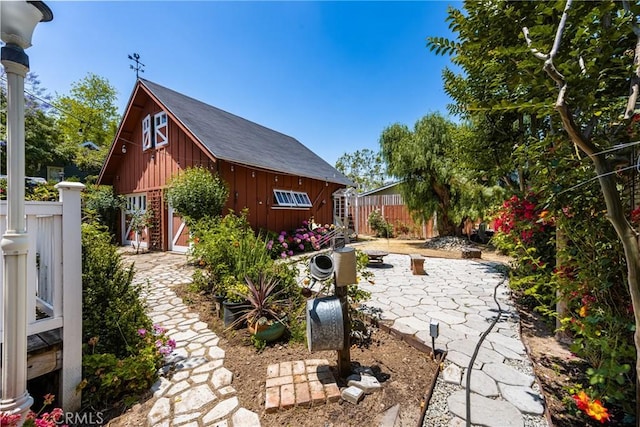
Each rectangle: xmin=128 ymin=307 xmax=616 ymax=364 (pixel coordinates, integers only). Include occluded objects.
xmin=105 ymin=237 xmax=586 ymax=426
xmin=174 ymin=292 xmax=440 ymax=427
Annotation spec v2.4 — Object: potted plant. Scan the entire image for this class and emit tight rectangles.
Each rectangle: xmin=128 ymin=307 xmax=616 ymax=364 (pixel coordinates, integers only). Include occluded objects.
xmin=231 ymin=273 xmax=288 ymax=341
xmin=222 ymin=279 xmax=250 ymax=328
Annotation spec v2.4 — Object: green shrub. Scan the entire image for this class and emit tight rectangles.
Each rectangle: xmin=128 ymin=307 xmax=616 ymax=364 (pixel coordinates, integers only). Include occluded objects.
xmin=368 ymin=210 xmax=393 ymax=238
xmin=492 ymin=190 xmax=636 ymax=418
xmin=0 ymin=178 xmax=59 ymax=202
xmin=80 ymin=223 xmax=169 ymax=407
xmin=81 ymin=325 xmax=175 ymax=406
xmin=81 ymin=223 xmax=151 ymax=357
xmin=165 ymin=166 xmax=229 ymax=222
xmin=83 ymin=184 xmax=123 ymax=236
xmin=189 ymin=210 xmax=303 ymax=321
xmin=189 ymin=210 xmax=278 ymax=297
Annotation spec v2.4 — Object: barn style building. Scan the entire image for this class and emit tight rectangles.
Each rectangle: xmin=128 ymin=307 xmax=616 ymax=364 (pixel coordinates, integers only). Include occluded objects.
xmin=97 ymin=79 xmax=353 ymax=252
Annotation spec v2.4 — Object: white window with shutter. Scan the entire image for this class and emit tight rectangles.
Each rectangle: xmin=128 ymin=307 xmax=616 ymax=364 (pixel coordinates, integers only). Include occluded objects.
xmin=273 ymin=189 xmax=312 ymax=208
xmin=142 ymin=114 xmax=152 ymax=151
xmin=154 ymin=111 xmax=168 ymax=147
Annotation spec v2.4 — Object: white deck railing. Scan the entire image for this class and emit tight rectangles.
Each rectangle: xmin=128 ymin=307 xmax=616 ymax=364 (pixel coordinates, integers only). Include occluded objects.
xmin=0 ymin=182 xmax=84 ymax=411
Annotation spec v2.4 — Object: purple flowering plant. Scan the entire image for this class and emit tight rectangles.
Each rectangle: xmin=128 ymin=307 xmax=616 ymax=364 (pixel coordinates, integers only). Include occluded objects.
xmin=80 ymin=324 xmax=177 ymax=406
xmin=137 ymin=324 xmax=177 ymax=357
xmin=266 ymin=219 xmax=334 ymax=259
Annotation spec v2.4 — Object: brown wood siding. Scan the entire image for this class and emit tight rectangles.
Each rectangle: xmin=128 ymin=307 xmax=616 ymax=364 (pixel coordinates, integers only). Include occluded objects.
xmin=218 ymin=161 xmax=339 ymax=234
xmin=112 ymin=97 xmax=216 ymax=249
xmin=111 ymin=95 xmax=346 ymax=248
xmin=114 ymin=100 xmax=215 ymax=195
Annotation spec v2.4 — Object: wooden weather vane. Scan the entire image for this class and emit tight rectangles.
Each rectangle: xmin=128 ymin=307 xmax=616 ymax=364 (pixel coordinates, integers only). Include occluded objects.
xmin=128 ymin=52 xmax=145 ymax=79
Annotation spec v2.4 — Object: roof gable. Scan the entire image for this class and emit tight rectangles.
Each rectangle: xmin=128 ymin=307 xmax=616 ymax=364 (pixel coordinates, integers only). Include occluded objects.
xmin=359 ymin=181 xmax=402 ymax=197
xmin=139 ymin=79 xmax=353 ymax=186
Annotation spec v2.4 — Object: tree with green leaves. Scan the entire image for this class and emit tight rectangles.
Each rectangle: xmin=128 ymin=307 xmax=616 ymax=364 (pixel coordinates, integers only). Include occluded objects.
xmin=523 ymin=1 xmax=640 ymax=419
xmin=380 ymin=112 xmax=502 ymax=236
xmin=335 ymin=148 xmax=386 ymax=193
xmin=165 ymin=166 xmax=229 ymax=223
xmin=55 ymin=73 xmax=120 ymax=175
xmin=0 ymin=73 xmax=65 ymax=175
xmin=429 ymin=0 xmax=640 ymax=420
xmin=427 ymin=1 xmax=548 ymax=193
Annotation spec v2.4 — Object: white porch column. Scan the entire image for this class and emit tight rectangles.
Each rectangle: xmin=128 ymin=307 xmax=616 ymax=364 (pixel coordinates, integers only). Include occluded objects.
xmin=0 ymin=2 xmax=53 ymax=422
xmin=0 ymin=54 xmax=32 ymax=424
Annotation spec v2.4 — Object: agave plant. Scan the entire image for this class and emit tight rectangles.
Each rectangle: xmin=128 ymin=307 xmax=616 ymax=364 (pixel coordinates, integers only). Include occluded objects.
xmin=231 ymin=273 xmax=288 ymax=329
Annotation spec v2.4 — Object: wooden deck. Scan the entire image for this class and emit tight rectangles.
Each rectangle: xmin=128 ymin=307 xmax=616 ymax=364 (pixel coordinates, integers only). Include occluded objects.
xmin=26 ymin=329 xmax=63 ymax=380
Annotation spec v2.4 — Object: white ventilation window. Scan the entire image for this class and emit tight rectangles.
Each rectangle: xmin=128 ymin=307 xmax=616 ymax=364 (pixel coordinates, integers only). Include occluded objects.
xmin=273 ymin=190 xmax=312 ymax=208
xmin=142 ymin=114 xmax=152 ymax=150
xmin=154 ymin=111 xmax=168 ymax=147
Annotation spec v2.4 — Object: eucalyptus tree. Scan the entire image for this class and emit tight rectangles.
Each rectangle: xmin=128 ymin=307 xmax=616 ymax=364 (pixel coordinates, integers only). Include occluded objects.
xmin=335 ymin=148 xmax=386 ymax=193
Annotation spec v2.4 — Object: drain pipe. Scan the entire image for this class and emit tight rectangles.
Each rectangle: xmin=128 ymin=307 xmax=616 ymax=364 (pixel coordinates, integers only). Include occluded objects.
xmin=465 ymin=274 xmax=507 ymax=427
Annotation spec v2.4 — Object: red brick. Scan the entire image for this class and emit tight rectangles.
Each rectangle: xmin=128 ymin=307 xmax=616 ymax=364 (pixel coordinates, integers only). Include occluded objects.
xmin=293 ymin=374 xmax=308 ymax=383
xmin=279 ymin=361 xmax=293 ymax=376
xmin=324 ymin=382 xmax=341 ymax=402
xmin=309 ymin=380 xmax=326 ymax=406
xmin=292 ymin=360 xmax=306 ymax=375
xmin=265 ymin=375 xmax=293 ymax=388
xmin=295 ymin=382 xmax=311 ymax=407
xmin=307 ymin=372 xmax=319 ymax=382
xmin=266 ymin=363 xmax=279 ymax=378
xmin=265 ymin=386 xmax=280 ymax=413
xmin=305 ymin=359 xmax=329 ymax=372
xmin=281 ymin=383 xmax=295 ymax=409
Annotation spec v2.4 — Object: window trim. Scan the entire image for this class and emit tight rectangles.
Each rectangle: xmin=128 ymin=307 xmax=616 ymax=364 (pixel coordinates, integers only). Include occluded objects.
xmin=273 ymin=189 xmax=312 ymax=208
xmin=154 ymin=111 xmax=168 ymax=148
xmin=142 ymin=114 xmax=152 ymax=151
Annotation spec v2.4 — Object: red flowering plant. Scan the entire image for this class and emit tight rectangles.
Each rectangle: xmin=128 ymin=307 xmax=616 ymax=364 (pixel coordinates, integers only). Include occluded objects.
xmin=0 ymin=394 xmax=67 ymax=427
xmin=492 ymin=192 xmax=556 ymax=311
xmin=572 ymin=390 xmax=611 ymax=424
xmin=555 ymin=208 xmax=636 ymax=419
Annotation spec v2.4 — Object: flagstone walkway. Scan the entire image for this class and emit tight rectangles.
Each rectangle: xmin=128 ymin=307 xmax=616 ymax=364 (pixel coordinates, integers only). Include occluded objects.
xmin=124 ymin=249 xmax=547 ymax=427
xmin=361 ymin=253 xmax=548 ymax=427
xmin=128 ymin=252 xmax=261 ymax=427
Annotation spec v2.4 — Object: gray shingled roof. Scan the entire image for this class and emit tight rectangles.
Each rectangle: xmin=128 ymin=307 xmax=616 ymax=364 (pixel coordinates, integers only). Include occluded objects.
xmin=141 ymin=79 xmax=353 ymax=186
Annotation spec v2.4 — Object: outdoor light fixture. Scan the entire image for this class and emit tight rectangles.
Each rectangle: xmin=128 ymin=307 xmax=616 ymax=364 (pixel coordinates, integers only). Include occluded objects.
xmin=121 ymin=144 xmax=127 ymax=154
xmin=0 ymin=0 xmax=53 ymax=421
xmin=430 ymin=320 xmax=439 ymax=357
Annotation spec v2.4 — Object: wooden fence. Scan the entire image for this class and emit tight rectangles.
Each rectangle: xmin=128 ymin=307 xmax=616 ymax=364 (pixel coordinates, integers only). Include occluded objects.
xmin=0 ymin=182 xmax=84 ymax=411
xmin=353 ymin=194 xmax=433 ymax=238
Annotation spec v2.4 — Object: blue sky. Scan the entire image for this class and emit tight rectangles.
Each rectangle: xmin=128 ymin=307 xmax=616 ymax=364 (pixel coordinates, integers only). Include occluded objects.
xmin=25 ymin=1 xmax=460 ymax=167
